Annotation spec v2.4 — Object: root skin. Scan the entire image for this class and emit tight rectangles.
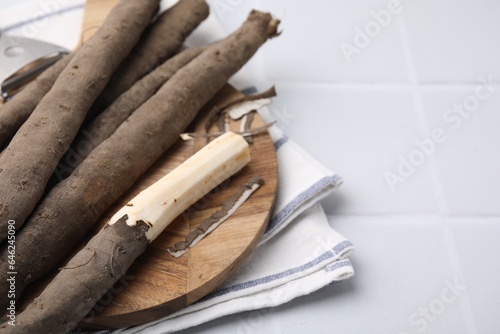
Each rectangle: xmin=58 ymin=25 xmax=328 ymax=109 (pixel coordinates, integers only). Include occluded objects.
xmin=10 ymin=218 xmax=150 ymax=334
xmin=92 ymin=0 xmax=210 ymax=113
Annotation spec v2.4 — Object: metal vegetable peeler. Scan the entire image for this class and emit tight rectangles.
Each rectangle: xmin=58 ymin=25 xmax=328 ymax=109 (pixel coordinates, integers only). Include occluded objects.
xmin=0 ymin=30 xmax=68 ymax=102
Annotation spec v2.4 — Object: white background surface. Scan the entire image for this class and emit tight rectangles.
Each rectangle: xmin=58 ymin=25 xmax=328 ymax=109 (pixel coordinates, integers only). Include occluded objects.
xmin=1 ymin=0 xmax=500 ymax=333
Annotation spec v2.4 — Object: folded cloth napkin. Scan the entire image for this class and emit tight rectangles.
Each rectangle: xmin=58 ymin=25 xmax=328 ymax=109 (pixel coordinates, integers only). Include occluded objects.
xmin=0 ymin=1 xmax=355 ymax=333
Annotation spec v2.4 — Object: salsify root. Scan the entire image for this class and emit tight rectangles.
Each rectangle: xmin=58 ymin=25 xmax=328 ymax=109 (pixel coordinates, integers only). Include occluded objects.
xmin=52 ymin=46 xmax=206 ymax=183
xmin=91 ymin=0 xmax=209 ymax=113
xmin=0 ymin=54 xmax=73 ymax=150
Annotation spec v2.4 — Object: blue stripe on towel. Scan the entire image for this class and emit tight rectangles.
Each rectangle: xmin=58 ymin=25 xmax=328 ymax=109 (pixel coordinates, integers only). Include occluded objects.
xmin=199 ymin=240 xmax=353 ymax=302
xmin=265 ymin=174 xmax=343 ymax=235
xmin=241 ymin=86 xmax=259 ymax=96
xmin=273 ymin=135 xmax=289 ymax=151
xmin=2 ymin=4 xmax=85 ymax=33
xmin=325 ymin=259 xmax=352 ymax=273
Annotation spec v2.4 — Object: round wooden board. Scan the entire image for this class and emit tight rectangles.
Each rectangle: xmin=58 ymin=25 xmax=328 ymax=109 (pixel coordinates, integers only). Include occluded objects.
xmin=76 ymin=85 xmax=278 ymax=329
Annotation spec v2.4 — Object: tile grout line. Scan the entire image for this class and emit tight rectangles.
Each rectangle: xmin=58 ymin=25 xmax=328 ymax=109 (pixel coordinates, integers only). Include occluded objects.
xmin=442 ymin=224 xmax=478 ymax=334
xmin=398 ymin=15 xmax=478 ymax=334
xmin=397 ymin=16 xmax=448 ymax=216
xmin=270 ymin=80 xmax=500 ymax=90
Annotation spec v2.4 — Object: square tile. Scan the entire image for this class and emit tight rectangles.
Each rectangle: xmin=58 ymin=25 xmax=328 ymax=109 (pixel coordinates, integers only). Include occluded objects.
xmin=402 ymin=0 xmax=500 ymax=83
xmin=272 ymin=216 xmax=468 ymax=334
xmin=270 ymin=82 xmax=439 ymax=215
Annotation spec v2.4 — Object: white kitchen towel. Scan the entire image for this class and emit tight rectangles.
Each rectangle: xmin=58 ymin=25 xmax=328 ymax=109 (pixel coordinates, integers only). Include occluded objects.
xmin=0 ymin=1 xmax=355 ymax=333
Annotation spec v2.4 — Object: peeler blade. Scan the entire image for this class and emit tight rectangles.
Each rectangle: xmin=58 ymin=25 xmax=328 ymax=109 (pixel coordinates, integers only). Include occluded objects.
xmin=0 ymin=32 xmax=68 ymax=101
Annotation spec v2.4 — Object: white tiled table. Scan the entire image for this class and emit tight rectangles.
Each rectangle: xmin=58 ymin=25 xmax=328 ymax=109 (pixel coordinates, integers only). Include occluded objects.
xmin=180 ymin=1 xmax=500 ymax=333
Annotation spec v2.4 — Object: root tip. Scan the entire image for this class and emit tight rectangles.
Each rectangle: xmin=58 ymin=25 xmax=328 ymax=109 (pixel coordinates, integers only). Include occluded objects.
xmin=268 ymin=18 xmax=282 ymax=38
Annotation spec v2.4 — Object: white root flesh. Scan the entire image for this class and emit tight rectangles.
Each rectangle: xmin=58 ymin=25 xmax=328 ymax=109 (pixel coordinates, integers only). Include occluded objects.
xmin=108 ymin=132 xmax=251 ymax=242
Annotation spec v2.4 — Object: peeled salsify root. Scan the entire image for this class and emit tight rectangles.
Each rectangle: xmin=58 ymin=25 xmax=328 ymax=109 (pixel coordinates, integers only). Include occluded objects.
xmin=9 ymin=132 xmax=250 ymax=334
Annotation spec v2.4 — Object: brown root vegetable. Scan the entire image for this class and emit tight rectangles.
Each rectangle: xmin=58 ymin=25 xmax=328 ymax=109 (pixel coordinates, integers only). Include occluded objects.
xmin=11 ymin=132 xmax=250 ymax=333
xmin=0 ymin=0 xmax=160 ymax=240
xmin=53 ymin=46 xmax=206 ymax=183
xmin=91 ymin=0 xmax=210 ymax=113
xmin=0 ymin=54 xmax=72 ymax=150
xmin=0 ymin=9 xmax=280 ymax=315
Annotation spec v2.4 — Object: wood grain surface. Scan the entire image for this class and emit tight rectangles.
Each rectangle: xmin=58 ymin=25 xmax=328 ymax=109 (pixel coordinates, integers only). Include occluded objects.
xmin=79 ymin=85 xmax=277 ymax=329
xmin=16 ymin=0 xmax=278 ymax=330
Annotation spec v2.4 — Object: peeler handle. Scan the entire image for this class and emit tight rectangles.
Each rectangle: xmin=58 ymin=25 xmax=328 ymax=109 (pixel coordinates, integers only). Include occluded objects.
xmin=0 ymin=32 xmax=68 ymax=101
